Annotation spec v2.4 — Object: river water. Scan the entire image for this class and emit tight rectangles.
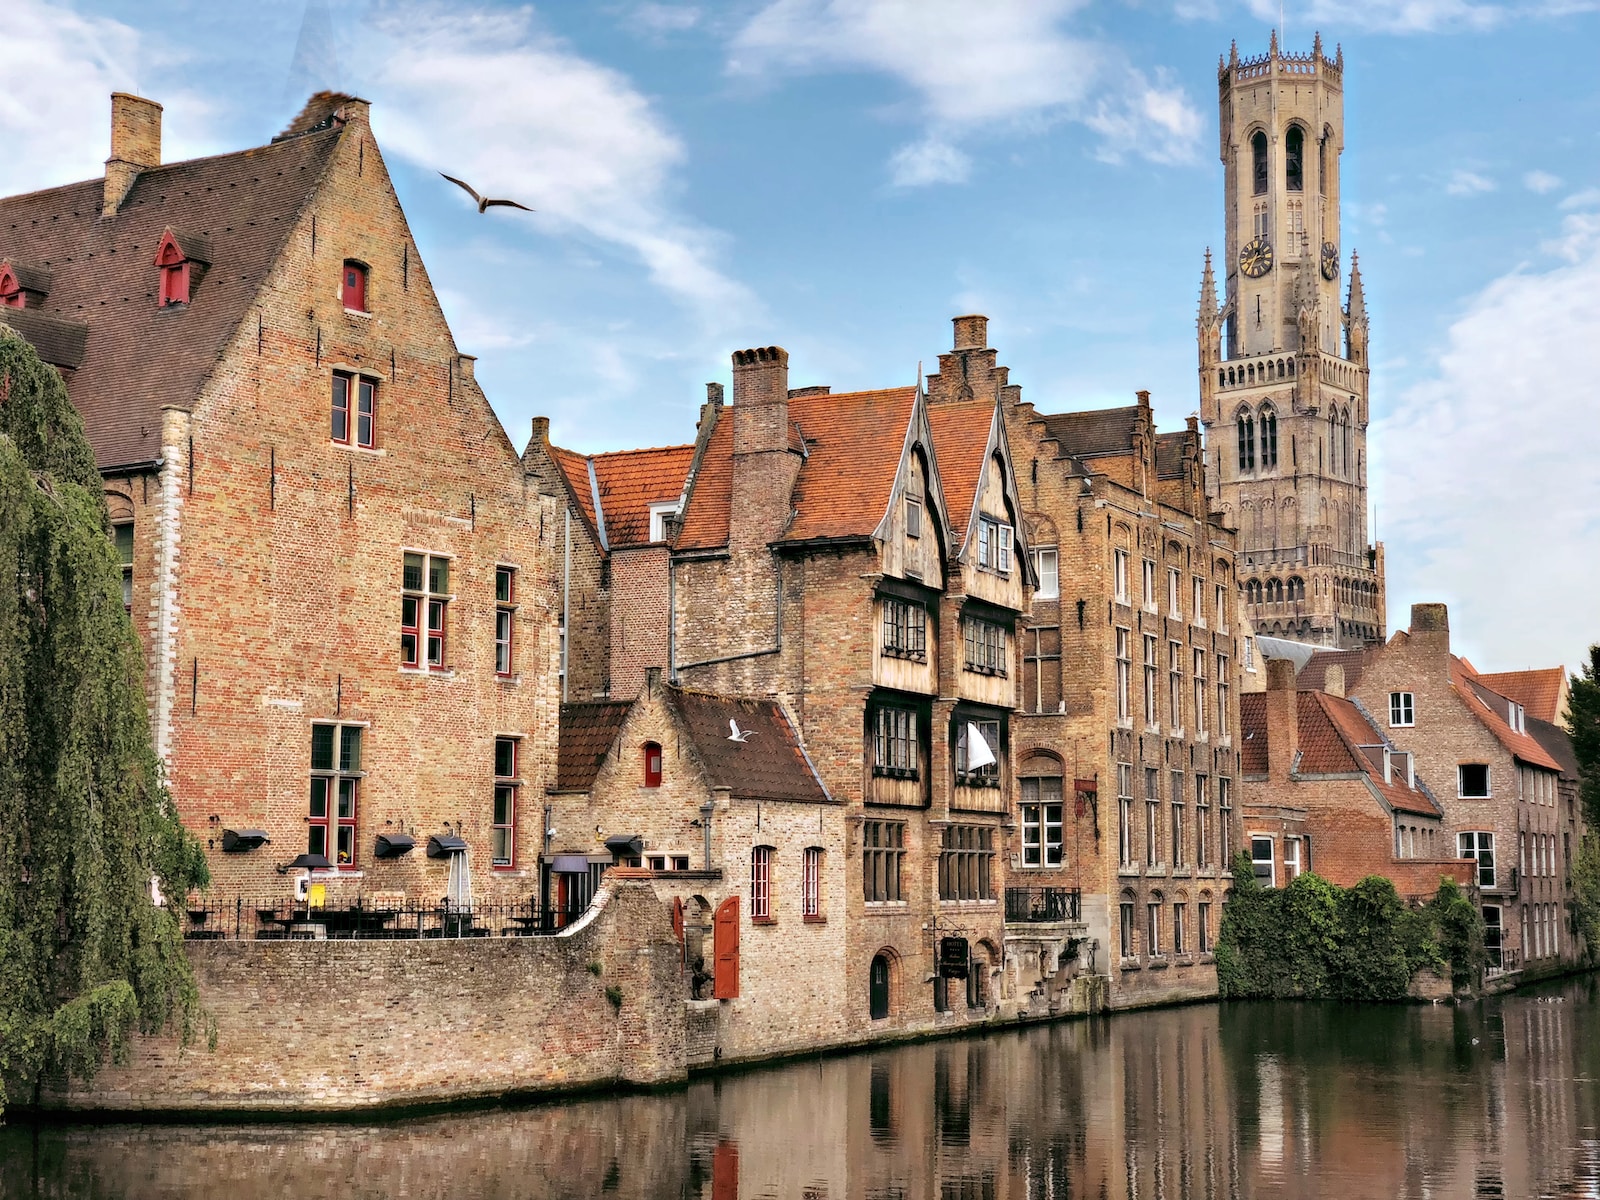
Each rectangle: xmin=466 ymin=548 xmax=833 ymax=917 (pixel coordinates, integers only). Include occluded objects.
xmin=5 ymin=974 xmax=1598 ymax=1200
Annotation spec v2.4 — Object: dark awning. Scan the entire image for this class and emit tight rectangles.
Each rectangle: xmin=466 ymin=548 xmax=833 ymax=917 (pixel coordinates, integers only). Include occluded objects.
xmin=551 ymin=854 xmax=591 ymax=874
xmin=604 ymin=833 xmax=644 ymax=859
xmin=426 ymin=834 xmax=469 ymax=858
xmin=221 ymin=829 xmax=270 ymax=853
xmin=286 ymin=852 xmax=332 ymax=870
xmin=374 ymin=833 xmax=416 ymax=859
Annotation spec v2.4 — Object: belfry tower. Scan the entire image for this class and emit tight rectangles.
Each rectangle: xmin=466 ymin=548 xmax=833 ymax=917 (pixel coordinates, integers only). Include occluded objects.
xmin=1197 ymin=32 xmax=1385 ymax=648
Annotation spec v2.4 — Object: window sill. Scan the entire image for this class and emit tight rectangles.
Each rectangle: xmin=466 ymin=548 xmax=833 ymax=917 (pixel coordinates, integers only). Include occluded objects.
xmin=496 ymin=673 xmax=521 ymax=685
xmin=955 ymin=776 xmax=1001 ymax=790
xmin=963 ymin=665 xmax=1008 ymax=678
xmin=1171 ymin=867 xmax=1191 ymax=877
xmin=872 ymin=767 xmax=920 ymax=781
xmin=1118 ymin=865 xmax=1141 ymax=877
xmin=1174 ymin=954 xmax=1196 ymax=967
xmin=331 ymin=442 xmax=387 ymax=456
xmin=752 ymin=917 xmax=777 ymax=927
xmin=1200 ymin=952 xmax=1216 ymax=964
xmin=1034 ymin=592 xmax=1059 ymax=602
xmin=882 ymin=649 xmax=928 ymax=663
xmin=343 ymin=307 xmax=372 ymax=319
xmin=1119 ymin=957 xmax=1141 ymax=971
xmin=400 ymin=667 xmax=457 ymax=679
xmin=1169 ymin=728 xmax=1185 ymax=739
xmin=803 ymin=915 xmax=827 ymax=925
xmin=864 ymin=900 xmax=910 ymax=911
xmin=1147 ymin=956 xmax=1169 ymax=970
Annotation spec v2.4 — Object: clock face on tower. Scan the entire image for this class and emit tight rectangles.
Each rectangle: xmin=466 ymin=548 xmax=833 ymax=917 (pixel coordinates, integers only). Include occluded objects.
xmin=1321 ymin=241 xmax=1340 ymax=281
xmin=1239 ymin=236 xmax=1273 ymax=279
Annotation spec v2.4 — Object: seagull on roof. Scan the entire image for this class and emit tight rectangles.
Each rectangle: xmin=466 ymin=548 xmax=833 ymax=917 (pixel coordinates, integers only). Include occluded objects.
xmin=728 ymin=719 xmax=756 ymax=743
xmin=439 ymin=173 xmax=534 ymax=214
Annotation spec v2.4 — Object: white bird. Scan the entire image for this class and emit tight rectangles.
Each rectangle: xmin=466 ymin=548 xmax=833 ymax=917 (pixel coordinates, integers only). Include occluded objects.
xmin=728 ymin=719 xmax=756 ymax=743
xmin=439 ymin=173 xmax=534 ymax=214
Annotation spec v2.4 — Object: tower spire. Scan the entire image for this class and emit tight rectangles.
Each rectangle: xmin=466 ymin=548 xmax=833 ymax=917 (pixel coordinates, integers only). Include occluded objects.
xmin=1198 ymin=248 xmax=1218 ymax=328
xmin=1345 ymin=252 xmax=1367 ymax=327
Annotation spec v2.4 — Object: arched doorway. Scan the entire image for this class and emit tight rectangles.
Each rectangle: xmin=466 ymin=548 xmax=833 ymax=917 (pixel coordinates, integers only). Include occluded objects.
xmin=870 ymin=952 xmax=892 ymax=1020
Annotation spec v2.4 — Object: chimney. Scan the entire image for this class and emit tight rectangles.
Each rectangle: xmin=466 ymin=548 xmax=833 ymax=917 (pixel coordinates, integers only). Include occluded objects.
xmin=529 ymin=416 xmax=550 ymax=446
xmin=1409 ymin=602 xmax=1451 ymax=656
xmin=952 ymin=314 xmax=988 ymax=350
xmin=1265 ymin=657 xmax=1300 ymax=781
xmin=1323 ymin=664 xmax=1345 ymax=698
xmin=104 ymin=93 xmax=163 ymax=217
xmin=456 ymin=353 xmax=476 ymax=382
xmin=729 ymin=345 xmax=801 ymax=549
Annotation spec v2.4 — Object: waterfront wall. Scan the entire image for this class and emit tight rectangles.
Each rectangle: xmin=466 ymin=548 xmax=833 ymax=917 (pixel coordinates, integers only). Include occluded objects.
xmin=37 ymin=881 xmax=686 ymax=1114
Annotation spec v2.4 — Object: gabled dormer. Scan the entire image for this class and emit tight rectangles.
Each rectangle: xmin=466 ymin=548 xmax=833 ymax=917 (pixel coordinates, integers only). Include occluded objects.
xmin=153 ymin=228 xmax=211 ymax=308
xmin=874 ymin=384 xmax=952 ymax=591
xmin=0 ymin=260 xmax=50 ymax=309
xmin=930 ymin=396 xmax=1033 ymax=613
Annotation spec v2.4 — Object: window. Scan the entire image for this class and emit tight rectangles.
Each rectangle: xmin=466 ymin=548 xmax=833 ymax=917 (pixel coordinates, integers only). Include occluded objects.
xmin=905 ymin=495 xmax=922 ymax=539
xmin=401 ymin=553 xmax=449 ymax=669
xmin=803 ymin=847 xmax=823 ymax=919
xmin=1285 ymin=126 xmax=1304 ymax=192
xmin=939 ymin=826 xmax=995 ymax=901
xmin=1033 ymin=548 xmax=1059 ymax=599
xmin=1243 ymin=636 xmax=1255 ymax=673
xmin=1143 ymin=635 xmax=1159 ymax=727
xmin=1147 ymin=901 xmax=1163 ymax=956
xmin=1113 ymin=549 xmax=1130 ymax=604
xmin=963 ymin=618 xmax=1006 ymax=675
xmin=646 ymin=854 xmax=690 ymax=872
xmin=863 ymin=821 xmax=906 ymax=902
xmin=332 ymin=371 xmax=376 ymax=448
xmin=1261 ymin=408 xmax=1278 ymax=469
xmin=1459 ymin=832 xmax=1495 ymax=889
xmin=751 ymin=846 xmax=774 ymax=921
xmin=1168 ymin=641 xmax=1184 ymax=730
xmin=882 ymin=598 xmax=927 ymax=661
xmin=1193 ymin=649 xmax=1208 ymax=735
xmin=1216 ymin=585 xmax=1229 ymax=633
xmin=1459 ymin=764 xmax=1491 ymax=799
xmin=1145 ymin=768 xmax=1161 ymax=869
xmin=1193 ymin=576 xmax=1205 ymax=627
xmin=492 ymin=737 xmax=518 ymax=867
xmin=977 ymin=517 xmax=1013 ymax=574
xmin=648 ymin=502 xmax=680 ymax=543
xmin=1483 ymin=906 xmax=1503 ymax=970
xmin=113 ymin=522 xmax=134 ymax=611
xmin=155 ymin=235 xmax=190 ymax=307
xmin=1216 ymin=657 xmax=1231 ymax=740
xmin=1143 ymin=559 xmax=1158 ymax=612
xmin=1198 ymin=901 xmax=1212 ymax=952
xmin=1171 ymin=790 xmax=1186 ymax=869
xmin=643 ymin=741 xmax=663 ymax=788
xmin=0 ymin=265 xmax=22 ymax=308
xmin=1020 ymin=777 xmax=1064 ymax=868
xmin=309 ymin=723 xmax=362 ymax=866
xmin=1390 ymin=692 xmax=1415 ymax=727
xmin=955 ymin=719 xmax=1001 ymax=787
xmin=873 ymin=707 xmax=919 ymax=779
xmin=342 ymin=261 xmax=368 ymax=312
xmin=1251 ymin=836 xmax=1275 ymax=887
xmin=1238 ymin=414 xmax=1256 ymax=471
xmin=1118 ymin=764 xmax=1134 ymax=868
xmin=1284 ymin=836 xmax=1301 ymax=881
xmin=1195 ymin=776 xmax=1210 ymax=868
xmin=1115 ymin=628 xmax=1132 ymax=724
xmin=1251 ymin=130 xmax=1269 ymax=195
xmin=1219 ymin=778 xmax=1233 ymax=865
xmin=1120 ymin=897 xmax=1136 ymax=958
xmin=1173 ymin=903 xmax=1187 ymax=955
xmin=1168 ymin=568 xmax=1181 ymax=618
xmin=494 ymin=566 xmax=516 ymax=677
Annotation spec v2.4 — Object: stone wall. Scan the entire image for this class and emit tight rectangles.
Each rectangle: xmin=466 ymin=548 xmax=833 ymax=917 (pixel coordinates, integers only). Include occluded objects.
xmin=37 ymin=881 xmax=685 ymax=1114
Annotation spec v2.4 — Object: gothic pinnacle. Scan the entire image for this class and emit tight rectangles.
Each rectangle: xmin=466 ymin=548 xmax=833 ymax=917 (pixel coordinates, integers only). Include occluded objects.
xmin=1198 ymin=250 xmax=1218 ymax=329
xmin=1346 ymin=253 xmax=1367 ymax=324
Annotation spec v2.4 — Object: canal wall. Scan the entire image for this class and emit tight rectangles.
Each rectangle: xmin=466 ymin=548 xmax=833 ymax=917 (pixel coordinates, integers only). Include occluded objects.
xmin=35 ymin=880 xmax=687 ymax=1115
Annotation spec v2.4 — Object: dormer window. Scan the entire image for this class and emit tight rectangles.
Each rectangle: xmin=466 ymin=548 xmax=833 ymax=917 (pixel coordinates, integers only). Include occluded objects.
xmin=342 ymin=261 xmax=368 ymax=313
xmin=648 ymin=502 xmax=680 ymax=543
xmin=976 ymin=516 xmax=1012 ymax=575
xmin=0 ymin=265 xmax=23 ymax=309
xmin=155 ymin=236 xmax=189 ymax=307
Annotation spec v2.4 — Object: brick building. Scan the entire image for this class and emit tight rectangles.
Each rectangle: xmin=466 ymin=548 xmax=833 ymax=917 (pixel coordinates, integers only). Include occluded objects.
xmin=0 ymin=93 xmax=559 ymax=903
xmin=1002 ymin=350 xmax=1245 ymax=1009
xmin=1239 ymin=657 xmax=1474 ymax=898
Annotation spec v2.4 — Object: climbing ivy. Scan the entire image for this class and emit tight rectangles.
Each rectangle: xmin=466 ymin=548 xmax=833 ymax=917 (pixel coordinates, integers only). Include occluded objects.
xmin=1216 ymin=851 xmax=1477 ymax=1002
xmin=0 ymin=329 xmax=208 ymax=1116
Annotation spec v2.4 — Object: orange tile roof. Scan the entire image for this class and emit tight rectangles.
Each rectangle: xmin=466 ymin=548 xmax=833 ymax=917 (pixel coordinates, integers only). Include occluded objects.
xmin=591 ymin=445 xmax=694 ymax=549
xmin=1475 ymin=667 xmax=1567 ymax=725
xmin=1239 ymin=693 xmax=1268 ymax=774
xmin=927 ymin=400 xmax=999 ymax=544
xmin=547 ymin=443 xmax=599 ymax=537
xmin=1452 ymin=658 xmax=1563 ymax=771
xmin=555 ymin=701 xmax=631 ymax=791
xmin=674 ymin=413 xmax=734 ymax=551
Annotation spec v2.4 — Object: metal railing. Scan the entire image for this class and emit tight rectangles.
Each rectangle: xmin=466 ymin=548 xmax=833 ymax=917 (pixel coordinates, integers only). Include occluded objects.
xmin=1004 ymin=887 xmax=1082 ymax=924
xmin=179 ymin=897 xmax=588 ymax=941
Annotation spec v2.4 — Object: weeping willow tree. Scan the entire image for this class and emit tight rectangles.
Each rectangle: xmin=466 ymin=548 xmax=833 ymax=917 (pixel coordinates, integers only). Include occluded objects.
xmin=0 ymin=329 xmax=208 ymax=1115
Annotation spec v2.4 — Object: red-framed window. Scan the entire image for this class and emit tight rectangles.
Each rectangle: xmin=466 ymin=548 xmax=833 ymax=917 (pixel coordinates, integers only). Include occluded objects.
xmin=310 ymin=723 xmax=362 ymax=866
xmin=751 ymin=846 xmax=774 ymax=921
xmin=643 ymin=741 xmax=663 ymax=787
xmin=0 ymin=265 xmax=22 ymax=309
xmin=402 ymin=552 xmax=449 ymax=669
xmin=342 ymin=261 xmax=368 ymax=312
xmin=154 ymin=234 xmax=190 ymax=307
xmin=331 ymin=371 xmax=376 ymax=448
xmin=802 ymin=847 xmax=823 ymax=920
xmin=493 ymin=736 xmax=518 ymax=867
xmin=494 ymin=567 xmax=516 ymax=676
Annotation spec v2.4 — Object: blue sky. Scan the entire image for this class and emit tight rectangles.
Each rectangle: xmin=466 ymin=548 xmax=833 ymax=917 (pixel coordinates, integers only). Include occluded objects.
xmin=7 ymin=0 xmax=1600 ymax=673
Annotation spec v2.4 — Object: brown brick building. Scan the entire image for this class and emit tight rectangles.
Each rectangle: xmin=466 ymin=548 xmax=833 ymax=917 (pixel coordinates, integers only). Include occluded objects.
xmin=0 ymin=93 xmax=559 ymax=904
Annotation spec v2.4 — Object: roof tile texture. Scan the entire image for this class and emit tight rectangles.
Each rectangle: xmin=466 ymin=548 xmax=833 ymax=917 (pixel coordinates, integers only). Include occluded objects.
xmin=555 ymin=702 xmax=631 ymax=791
xmin=1476 ymin=667 xmax=1566 ymax=725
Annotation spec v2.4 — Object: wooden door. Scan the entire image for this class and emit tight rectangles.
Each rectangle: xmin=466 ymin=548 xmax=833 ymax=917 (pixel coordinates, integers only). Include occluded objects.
xmin=712 ymin=896 xmax=740 ymax=999
xmin=870 ymin=954 xmax=890 ymax=1020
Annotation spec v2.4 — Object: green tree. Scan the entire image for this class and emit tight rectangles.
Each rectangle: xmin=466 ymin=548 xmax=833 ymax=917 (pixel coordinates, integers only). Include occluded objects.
xmin=1424 ymin=877 xmax=1486 ymax=990
xmin=0 ymin=329 xmax=207 ymax=1115
xmin=1571 ymin=647 xmax=1600 ymax=829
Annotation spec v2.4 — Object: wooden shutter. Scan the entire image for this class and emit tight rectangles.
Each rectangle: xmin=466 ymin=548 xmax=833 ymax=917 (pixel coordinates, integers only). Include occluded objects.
xmin=670 ymin=896 xmax=685 ymax=944
xmin=712 ymin=896 xmax=740 ymax=999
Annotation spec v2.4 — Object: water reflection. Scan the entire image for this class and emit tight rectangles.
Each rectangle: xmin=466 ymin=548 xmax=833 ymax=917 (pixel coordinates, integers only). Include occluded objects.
xmin=5 ymin=976 xmax=1599 ymax=1200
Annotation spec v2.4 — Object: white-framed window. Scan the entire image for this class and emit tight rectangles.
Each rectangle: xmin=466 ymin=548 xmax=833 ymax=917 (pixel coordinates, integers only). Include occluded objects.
xmin=1216 ymin=656 xmax=1231 ymax=739
xmin=977 ymin=517 xmax=1013 ymax=574
xmin=1020 ymin=778 xmax=1064 ymax=868
xmin=1459 ymin=764 xmax=1491 ymax=799
xmin=1115 ymin=628 xmax=1132 ymax=724
xmin=1172 ymin=903 xmax=1187 ymax=955
xmin=1251 ymin=835 xmax=1275 ymax=887
xmin=1243 ymin=635 xmax=1256 ymax=673
xmin=1216 ymin=584 xmax=1229 ymax=633
xmin=1389 ymin=692 xmax=1415 ymax=727
xmin=1147 ymin=900 xmax=1163 ymax=956
xmin=1284 ymin=836 xmax=1302 ymax=881
xmin=1195 ymin=776 xmax=1210 ymax=868
xmin=1168 ymin=568 xmax=1182 ymax=618
xmin=1143 ymin=635 xmax=1159 ymax=727
xmin=803 ymin=847 xmax=824 ymax=919
xmin=1145 ymin=767 xmax=1162 ymax=869
xmin=1118 ymin=763 xmax=1134 ymax=867
xmin=1193 ymin=576 xmax=1206 ymax=627
xmin=1459 ymin=831 xmax=1495 ymax=889
xmin=1120 ymin=897 xmax=1136 ymax=958
xmin=1033 ymin=547 xmax=1059 ymax=599
xmin=114 ymin=522 xmax=134 ymax=611
xmin=751 ymin=845 xmax=774 ymax=920
xmin=1113 ymin=549 xmax=1130 ymax=604
xmin=1199 ymin=900 xmax=1212 ymax=952
xmin=648 ymin=501 xmax=681 ymax=543
xmin=1219 ymin=778 xmax=1233 ymax=865
xmin=1170 ymin=791 xmax=1186 ymax=869
xmin=1193 ymin=648 xmax=1208 ymax=735
xmin=1168 ymin=641 xmax=1184 ymax=731
xmin=1143 ymin=559 xmax=1158 ymax=612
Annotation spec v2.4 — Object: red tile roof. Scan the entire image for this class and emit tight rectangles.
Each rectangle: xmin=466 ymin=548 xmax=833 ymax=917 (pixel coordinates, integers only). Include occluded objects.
xmin=547 ymin=443 xmax=599 ymax=537
xmin=555 ymin=701 xmax=631 ymax=791
xmin=927 ymin=400 xmax=998 ymax=543
xmin=1452 ymin=658 xmax=1563 ymax=771
xmin=668 ymin=689 xmax=830 ymax=803
xmin=673 ymin=411 xmax=734 ymax=552
xmin=1239 ymin=693 xmax=1268 ymax=774
xmin=1475 ymin=667 xmax=1567 ymax=725
xmin=0 ymin=125 xmax=343 ymax=469
xmin=1297 ymin=649 xmax=1369 ymax=693
xmin=548 ymin=443 xmax=693 ymax=551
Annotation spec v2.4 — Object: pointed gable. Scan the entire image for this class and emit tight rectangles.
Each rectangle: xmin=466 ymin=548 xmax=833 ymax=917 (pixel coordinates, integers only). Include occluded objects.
xmin=782 ymin=387 xmax=919 ymax=544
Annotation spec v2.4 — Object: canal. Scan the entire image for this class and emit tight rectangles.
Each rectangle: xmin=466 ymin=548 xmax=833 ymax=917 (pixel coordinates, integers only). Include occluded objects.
xmin=5 ymin=974 xmax=1598 ymax=1199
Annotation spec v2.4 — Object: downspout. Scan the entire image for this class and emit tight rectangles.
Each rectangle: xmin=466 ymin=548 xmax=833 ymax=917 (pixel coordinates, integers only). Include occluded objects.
xmin=562 ymin=506 xmax=571 ymax=702
xmin=667 ymin=554 xmax=677 ymax=683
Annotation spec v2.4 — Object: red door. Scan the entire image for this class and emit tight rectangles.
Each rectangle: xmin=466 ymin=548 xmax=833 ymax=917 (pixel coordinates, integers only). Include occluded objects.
xmin=712 ymin=896 xmax=740 ymax=999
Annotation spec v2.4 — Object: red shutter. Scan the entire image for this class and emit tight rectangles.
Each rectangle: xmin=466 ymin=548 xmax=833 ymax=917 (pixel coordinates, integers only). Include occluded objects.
xmin=712 ymin=896 xmax=740 ymax=999
xmin=711 ymin=1139 xmax=739 ymax=1200
xmin=670 ymin=896 xmax=684 ymax=944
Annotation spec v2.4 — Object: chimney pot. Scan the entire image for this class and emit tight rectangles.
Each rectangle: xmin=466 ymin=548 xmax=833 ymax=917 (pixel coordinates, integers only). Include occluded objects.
xmin=706 ymin=382 xmax=724 ymax=406
xmin=952 ymin=314 xmax=988 ymax=351
xmin=530 ymin=416 xmax=550 ymax=445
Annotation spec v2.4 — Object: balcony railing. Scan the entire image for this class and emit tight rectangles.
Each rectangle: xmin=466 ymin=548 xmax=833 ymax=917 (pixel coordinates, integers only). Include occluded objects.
xmin=1005 ymin=887 xmax=1082 ymax=924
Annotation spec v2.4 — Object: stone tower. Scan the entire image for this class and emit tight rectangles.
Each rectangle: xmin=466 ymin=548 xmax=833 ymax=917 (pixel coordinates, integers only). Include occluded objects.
xmin=1197 ymin=32 xmax=1385 ymax=649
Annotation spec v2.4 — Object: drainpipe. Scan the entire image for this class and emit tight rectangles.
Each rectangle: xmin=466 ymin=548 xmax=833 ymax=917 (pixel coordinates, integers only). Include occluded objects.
xmin=700 ymin=800 xmax=713 ymax=871
xmin=561 ymin=506 xmax=571 ymax=702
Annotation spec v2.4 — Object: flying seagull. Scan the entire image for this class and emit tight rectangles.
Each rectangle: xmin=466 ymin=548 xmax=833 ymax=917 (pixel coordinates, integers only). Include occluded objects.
xmin=728 ymin=719 xmax=756 ymax=743
xmin=439 ymin=173 xmax=533 ymax=214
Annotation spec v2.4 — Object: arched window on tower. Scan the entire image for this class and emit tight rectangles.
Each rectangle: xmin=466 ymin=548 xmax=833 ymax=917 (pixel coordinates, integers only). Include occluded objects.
xmin=1285 ymin=126 xmax=1304 ymax=193
xmin=1237 ymin=411 xmax=1256 ymax=472
xmin=1329 ymin=411 xmax=1340 ymax=475
xmin=1260 ymin=406 xmax=1278 ymax=469
xmin=1318 ymin=133 xmax=1328 ymax=196
xmin=1251 ymin=131 xmax=1268 ymax=196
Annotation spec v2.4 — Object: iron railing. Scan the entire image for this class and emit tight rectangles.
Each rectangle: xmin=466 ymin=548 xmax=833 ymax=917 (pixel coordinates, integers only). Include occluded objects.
xmin=1004 ymin=887 xmax=1082 ymax=924
xmin=179 ymin=897 xmax=588 ymax=941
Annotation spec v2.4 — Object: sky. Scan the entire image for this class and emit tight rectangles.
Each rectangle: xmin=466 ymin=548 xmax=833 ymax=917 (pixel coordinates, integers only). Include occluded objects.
xmin=5 ymin=0 xmax=1599 ymax=675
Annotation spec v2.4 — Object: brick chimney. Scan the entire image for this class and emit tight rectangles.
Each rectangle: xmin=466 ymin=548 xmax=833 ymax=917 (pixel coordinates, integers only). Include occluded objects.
xmin=104 ymin=93 xmax=162 ymax=217
xmin=952 ymin=314 xmax=988 ymax=350
xmin=529 ymin=416 xmax=550 ymax=445
xmin=1265 ymin=657 xmax=1300 ymax=780
xmin=729 ymin=345 xmax=801 ymax=549
xmin=1323 ymin=664 xmax=1345 ymax=699
xmin=1409 ymin=602 xmax=1451 ymax=657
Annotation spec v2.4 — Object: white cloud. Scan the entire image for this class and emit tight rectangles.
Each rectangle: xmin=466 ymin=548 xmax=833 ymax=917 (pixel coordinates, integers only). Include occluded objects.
xmin=1376 ymin=217 xmax=1600 ymax=669
xmin=1241 ymin=0 xmax=1546 ymax=32
xmin=1524 ymin=170 xmax=1562 ymax=194
xmin=729 ymin=0 xmax=1203 ymax=183
xmin=888 ymin=138 xmax=971 ymax=187
xmin=1445 ymin=169 xmax=1496 ymax=196
xmin=361 ymin=3 xmax=753 ymax=318
xmin=1559 ymin=187 xmax=1600 ymax=211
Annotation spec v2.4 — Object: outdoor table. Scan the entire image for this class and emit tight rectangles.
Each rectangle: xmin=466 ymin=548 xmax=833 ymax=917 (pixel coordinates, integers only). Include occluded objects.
xmin=185 ymin=909 xmax=224 ymax=940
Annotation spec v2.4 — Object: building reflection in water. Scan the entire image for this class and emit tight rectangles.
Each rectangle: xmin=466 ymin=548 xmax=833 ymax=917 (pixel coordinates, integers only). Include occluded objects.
xmin=5 ymin=976 xmax=1599 ymax=1200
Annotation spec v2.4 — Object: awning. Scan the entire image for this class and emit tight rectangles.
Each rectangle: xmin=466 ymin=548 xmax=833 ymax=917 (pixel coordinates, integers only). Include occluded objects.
xmin=426 ymin=834 xmax=469 ymax=859
xmin=221 ymin=829 xmax=270 ymax=853
xmin=551 ymin=854 xmax=591 ymax=874
xmin=374 ymin=833 xmax=416 ymax=859
xmin=604 ymin=833 xmax=644 ymax=859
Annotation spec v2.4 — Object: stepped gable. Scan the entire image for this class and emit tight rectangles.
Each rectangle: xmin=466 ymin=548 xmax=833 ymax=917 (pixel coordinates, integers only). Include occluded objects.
xmin=1455 ymin=659 xmax=1562 ymax=771
xmin=0 ymin=125 xmax=342 ymax=469
xmin=668 ymin=689 xmax=829 ymax=804
xmin=555 ymin=701 xmax=632 ymax=791
xmin=1476 ymin=667 xmax=1567 ymax=725
xmin=926 ymin=399 xmax=998 ymax=539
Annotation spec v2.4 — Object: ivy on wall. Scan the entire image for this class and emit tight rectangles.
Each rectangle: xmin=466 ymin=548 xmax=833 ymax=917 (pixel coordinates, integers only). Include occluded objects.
xmin=0 ymin=330 xmax=208 ymax=1115
xmin=1216 ymin=852 xmax=1485 ymax=1001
